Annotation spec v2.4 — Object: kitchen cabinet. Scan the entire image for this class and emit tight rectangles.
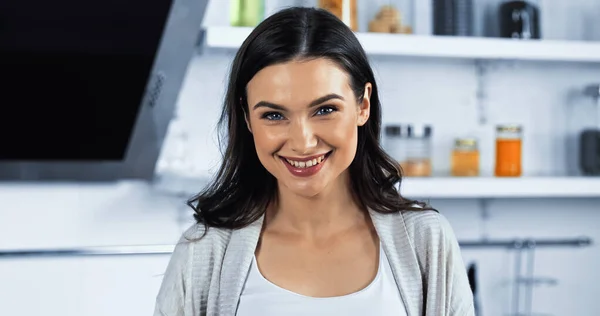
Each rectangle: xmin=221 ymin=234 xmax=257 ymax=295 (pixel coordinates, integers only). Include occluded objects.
xmin=0 ymin=255 xmax=170 ymax=316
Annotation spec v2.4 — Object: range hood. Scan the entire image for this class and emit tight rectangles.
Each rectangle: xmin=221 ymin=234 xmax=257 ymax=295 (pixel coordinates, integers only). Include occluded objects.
xmin=0 ymin=0 xmax=209 ymax=181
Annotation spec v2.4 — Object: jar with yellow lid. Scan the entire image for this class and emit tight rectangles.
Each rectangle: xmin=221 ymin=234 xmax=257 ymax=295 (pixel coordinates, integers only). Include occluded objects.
xmin=451 ymin=138 xmax=480 ymax=177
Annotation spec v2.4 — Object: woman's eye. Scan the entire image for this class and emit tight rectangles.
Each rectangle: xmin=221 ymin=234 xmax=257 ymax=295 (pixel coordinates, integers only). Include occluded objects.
xmin=316 ymin=106 xmax=336 ymax=116
xmin=262 ymin=112 xmax=285 ymax=121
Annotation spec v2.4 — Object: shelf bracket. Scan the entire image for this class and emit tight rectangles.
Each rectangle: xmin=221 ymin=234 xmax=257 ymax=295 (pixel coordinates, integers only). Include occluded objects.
xmin=475 ymin=60 xmax=490 ymax=125
xmin=478 ymin=198 xmax=491 ymax=240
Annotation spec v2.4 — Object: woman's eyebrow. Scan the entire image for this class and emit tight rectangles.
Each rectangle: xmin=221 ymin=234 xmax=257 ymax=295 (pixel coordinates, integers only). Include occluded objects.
xmin=252 ymin=93 xmax=344 ymax=111
xmin=307 ymin=93 xmax=344 ymax=108
xmin=252 ymin=101 xmax=287 ymax=111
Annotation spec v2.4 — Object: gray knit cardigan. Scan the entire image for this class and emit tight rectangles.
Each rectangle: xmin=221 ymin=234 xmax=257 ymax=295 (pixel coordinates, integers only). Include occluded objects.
xmin=154 ymin=209 xmax=475 ymax=316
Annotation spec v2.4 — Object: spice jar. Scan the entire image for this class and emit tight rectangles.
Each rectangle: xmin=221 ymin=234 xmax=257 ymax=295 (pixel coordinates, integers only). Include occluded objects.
xmin=318 ymin=0 xmax=358 ymax=31
xmin=402 ymin=124 xmax=433 ymax=177
xmin=451 ymin=138 xmax=480 ymax=177
xmin=495 ymin=125 xmax=522 ymax=177
xmin=384 ymin=125 xmax=408 ymax=167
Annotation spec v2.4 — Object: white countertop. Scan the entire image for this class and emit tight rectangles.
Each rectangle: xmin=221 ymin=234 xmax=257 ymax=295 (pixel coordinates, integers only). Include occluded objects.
xmin=0 ymin=180 xmax=195 ymax=251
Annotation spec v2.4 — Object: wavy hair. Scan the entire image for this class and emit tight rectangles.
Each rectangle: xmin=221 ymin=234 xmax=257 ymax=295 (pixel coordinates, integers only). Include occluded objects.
xmin=187 ymin=7 xmax=433 ymax=230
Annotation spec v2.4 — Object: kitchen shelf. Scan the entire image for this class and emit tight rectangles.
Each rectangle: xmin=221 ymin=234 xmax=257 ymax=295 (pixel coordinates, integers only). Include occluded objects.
xmin=154 ymin=173 xmax=600 ymax=199
xmin=203 ymin=26 xmax=600 ymax=63
xmin=399 ymin=176 xmax=600 ymax=199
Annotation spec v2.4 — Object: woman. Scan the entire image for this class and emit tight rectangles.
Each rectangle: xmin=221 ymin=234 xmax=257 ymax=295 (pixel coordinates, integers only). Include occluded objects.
xmin=154 ymin=7 xmax=474 ymax=316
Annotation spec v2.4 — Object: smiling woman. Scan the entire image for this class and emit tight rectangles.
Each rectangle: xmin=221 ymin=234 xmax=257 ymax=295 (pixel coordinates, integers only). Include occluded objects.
xmin=246 ymin=59 xmax=370 ymax=197
xmin=154 ymin=7 xmax=474 ymax=316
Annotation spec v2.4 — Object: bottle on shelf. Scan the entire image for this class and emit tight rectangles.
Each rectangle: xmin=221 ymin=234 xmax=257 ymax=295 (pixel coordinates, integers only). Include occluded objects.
xmin=230 ymin=0 xmax=264 ymax=27
xmin=318 ymin=0 xmax=358 ymax=31
xmin=567 ymin=84 xmax=600 ymax=176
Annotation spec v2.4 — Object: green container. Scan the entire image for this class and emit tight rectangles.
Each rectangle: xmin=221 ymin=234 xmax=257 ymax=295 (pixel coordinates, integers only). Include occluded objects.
xmin=230 ymin=0 xmax=264 ymax=27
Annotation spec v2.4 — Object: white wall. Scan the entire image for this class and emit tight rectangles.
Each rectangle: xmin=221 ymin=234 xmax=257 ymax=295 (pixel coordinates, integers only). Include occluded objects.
xmin=1 ymin=0 xmax=600 ymax=315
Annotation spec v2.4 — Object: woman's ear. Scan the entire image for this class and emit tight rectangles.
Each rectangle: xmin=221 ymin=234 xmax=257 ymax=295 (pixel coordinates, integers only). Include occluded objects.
xmin=242 ymin=98 xmax=252 ymax=133
xmin=357 ymin=83 xmax=372 ymax=126
xmin=245 ymin=115 xmax=252 ymax=133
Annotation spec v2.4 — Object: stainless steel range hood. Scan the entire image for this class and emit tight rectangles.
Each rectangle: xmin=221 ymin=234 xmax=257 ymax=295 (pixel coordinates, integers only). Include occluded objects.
xmin=0 ymin=0 xmax=209 ymax=181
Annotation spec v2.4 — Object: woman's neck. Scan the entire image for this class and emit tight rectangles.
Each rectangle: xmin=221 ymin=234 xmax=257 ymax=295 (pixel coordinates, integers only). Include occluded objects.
xmin=265 ymin=173 xmax=367 ymax=239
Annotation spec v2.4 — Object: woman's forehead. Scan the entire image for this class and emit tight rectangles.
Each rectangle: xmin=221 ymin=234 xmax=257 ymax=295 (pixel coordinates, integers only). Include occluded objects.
xmin=246 ymin=58 xmax=352 ymax=105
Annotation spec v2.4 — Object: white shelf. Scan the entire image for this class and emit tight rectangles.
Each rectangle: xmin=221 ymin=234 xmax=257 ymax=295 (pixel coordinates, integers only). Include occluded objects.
xmin=153 ymin=173 xmax=600 ymax=199
xmin=204 ymin=26 xmax=600 ymax=63
xmin=399 ymin=177 xmax=600 ymax=199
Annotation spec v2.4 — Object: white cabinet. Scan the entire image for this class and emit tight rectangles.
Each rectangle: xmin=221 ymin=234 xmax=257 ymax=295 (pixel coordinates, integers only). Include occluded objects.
xmin=79 ymin=255 xmax=171 ymax=316
xmin=0 ymin=258 xmax=86 ymax=315
xmin=0 ymin=255 xmax=171 ymax=316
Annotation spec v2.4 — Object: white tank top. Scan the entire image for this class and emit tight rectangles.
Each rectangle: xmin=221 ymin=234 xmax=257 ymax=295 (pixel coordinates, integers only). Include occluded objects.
xmin=236 ymin=244 xmax=407 ymax=316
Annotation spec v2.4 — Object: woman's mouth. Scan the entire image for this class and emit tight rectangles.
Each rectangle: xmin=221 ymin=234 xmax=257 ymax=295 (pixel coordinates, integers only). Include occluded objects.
xmin=280 ymin=151 xmax=332 ymax=177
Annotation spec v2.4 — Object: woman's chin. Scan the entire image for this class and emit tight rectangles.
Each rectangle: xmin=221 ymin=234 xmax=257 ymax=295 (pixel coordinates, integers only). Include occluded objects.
xmin=284 ymin=182 xmax=326 ymax=199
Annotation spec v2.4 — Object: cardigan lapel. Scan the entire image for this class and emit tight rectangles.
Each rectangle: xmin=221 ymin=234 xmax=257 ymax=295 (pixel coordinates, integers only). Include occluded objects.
xmin=218 ymin=215 xmax=264 ymax=316
xmin=369 ymin=209 xmax=423 ymax=316
xmin=217 ymin=211 xmax=423 ymax=316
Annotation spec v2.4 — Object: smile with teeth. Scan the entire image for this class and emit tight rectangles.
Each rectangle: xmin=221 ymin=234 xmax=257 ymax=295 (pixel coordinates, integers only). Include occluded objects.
xmin=285 ymin=154 xmax=326 ymax=168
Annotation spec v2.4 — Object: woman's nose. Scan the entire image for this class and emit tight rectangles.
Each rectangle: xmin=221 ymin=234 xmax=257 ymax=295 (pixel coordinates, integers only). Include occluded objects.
xmin=289 ymin=119 xmax=318 ymax=154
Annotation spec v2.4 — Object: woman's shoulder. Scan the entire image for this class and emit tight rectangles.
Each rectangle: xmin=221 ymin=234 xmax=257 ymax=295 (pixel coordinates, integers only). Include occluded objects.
xmin=399 ymin=208 xmax=448 ymax=232
xmin=163 ymin=223 xmax=233 ymax=282
xmin=391 ymin=208 xmax=464 ymax=271
xmin=154 ymin=223 xmax=232 ymax=316
xmin=371 ymin=206 xmax=458 ymax=252
xmin=173 ymin=222 xmax=233 ymax=258
xmin=398 ymin=208 xmax=457 ymax=245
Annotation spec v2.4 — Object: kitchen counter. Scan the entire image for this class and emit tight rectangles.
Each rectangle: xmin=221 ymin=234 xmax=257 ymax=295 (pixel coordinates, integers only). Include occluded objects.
xmin=0 ymin=180 xmax=196 ymax=252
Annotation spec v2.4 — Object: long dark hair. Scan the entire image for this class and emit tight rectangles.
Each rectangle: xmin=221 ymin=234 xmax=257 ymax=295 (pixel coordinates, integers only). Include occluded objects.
xmin=188 ymin=7 xmax=432 ymax=230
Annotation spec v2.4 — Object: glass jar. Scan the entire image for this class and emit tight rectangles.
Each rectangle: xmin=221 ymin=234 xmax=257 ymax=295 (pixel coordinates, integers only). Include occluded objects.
xmin=384 ymin=125 xmax=407 ymax=167
xmin=495 ymin=125 xmax=522 ymax=177
xmin=230 ymin=0 xmax=265 ymax=27
xmin=402 ymin=124 xmax=432 ymax=177
xmin=451 ymin=138 xmax=479 ymax=177
xmin=318 ymin=0 xmax=358 ymax=31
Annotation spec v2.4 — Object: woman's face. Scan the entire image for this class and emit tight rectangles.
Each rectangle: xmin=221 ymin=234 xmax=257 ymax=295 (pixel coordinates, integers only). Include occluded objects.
xmin=245 ymin=58 xmax=371 ymax=198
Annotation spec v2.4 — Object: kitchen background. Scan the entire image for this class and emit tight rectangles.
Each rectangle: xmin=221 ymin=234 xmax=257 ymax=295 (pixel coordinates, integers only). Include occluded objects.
xmin=1 ymin=0 xmax=599 ymax=315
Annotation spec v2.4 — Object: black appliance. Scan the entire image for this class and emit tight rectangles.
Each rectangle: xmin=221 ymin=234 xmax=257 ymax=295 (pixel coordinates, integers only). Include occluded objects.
xmin=499 ymin=0 xmax=541 ymax=39
xmin=580 ymin=131 xmax=600 ymax=175
xmin=0 ymin=0 xmax=208 ymax=181
xmin=467 ymin=263 xmax=480 ymax=315
xmin=433 ymin=0 xmax=474 ymax=36
xmin=579 ymin=85 xmax=600 ymax=175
